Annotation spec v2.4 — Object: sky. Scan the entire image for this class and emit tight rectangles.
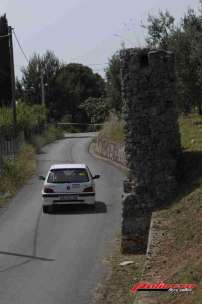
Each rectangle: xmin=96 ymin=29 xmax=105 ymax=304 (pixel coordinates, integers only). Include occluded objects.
xmin=0 ymin=0 xmax=200 ymax=78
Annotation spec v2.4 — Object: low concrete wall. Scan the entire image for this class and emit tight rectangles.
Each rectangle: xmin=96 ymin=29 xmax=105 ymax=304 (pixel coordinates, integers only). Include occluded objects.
xmin=95 ymin=134 xmax=127 ymax=167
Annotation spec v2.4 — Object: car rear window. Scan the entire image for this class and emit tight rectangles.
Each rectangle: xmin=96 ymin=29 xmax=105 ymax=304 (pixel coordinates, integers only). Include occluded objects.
xmin=47 ymin=168 xmax=89 ymax=183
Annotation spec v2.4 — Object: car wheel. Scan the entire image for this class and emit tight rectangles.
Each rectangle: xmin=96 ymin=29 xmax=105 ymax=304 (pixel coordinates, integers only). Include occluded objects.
xmin=43 ymin=205 xmax=53 ymax=213
xmin=43 ymin=205 xmax=47 ymax=213
xmin=91 ymin=202 xmax=96 ymax=210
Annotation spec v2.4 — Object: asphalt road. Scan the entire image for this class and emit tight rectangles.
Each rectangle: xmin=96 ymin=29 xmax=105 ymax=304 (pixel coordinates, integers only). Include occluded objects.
xmin=0 ymin=133 xmax=124 ymax=304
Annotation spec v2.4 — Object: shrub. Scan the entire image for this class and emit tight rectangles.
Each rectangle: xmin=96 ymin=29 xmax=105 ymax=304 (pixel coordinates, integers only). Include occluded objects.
xmin=30 ymin=125 xmax=64 ymax=153
xmin=0 ymin=144 xmax=36 ymax=199
xmin=100 ymin=113 xmax=125 ymax=142
xmin=43 ymin=125 xmax=64 ymax=144
xmin=0 ymin=103 xmax=46 ymax=136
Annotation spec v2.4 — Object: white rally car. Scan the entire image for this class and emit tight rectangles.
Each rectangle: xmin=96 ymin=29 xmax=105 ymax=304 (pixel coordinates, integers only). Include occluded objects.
xmin=40 ymin=164 xmax=100 ymax=213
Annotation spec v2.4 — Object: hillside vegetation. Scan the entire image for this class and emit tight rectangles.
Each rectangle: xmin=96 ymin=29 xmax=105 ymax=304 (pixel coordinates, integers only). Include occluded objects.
xmin=95 ymin=114 xmax=202 ymax=304
xmin=0 ymin=125 xmax=64 ymax=206
xmin=139 ymin=114 xmax=202 ymax=304
xmin=99 ymin=114 xmax=124 ymax=143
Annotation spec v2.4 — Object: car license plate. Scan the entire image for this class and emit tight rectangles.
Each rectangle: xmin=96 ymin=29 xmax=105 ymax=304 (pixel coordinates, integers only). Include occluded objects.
xmin=60 ymin=195 xmax=77 ymax=201
xmin=72 ymin=184 xmax=80 ymax=189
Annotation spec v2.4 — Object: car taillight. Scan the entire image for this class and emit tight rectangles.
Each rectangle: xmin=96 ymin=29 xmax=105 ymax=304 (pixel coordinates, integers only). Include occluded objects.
xmin=44 ymin=187 xmax=54 ymax=193
xmin=83 ymin=186 xmax=94 ymax=192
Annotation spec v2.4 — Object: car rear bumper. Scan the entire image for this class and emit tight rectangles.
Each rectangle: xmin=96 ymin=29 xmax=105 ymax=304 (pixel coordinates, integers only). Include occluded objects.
xmin=42 ymin=193 xmax=95 ymax=205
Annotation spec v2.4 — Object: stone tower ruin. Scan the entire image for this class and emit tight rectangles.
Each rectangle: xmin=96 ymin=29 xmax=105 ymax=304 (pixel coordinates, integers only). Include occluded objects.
xmin=120 ymin=48 xmax=181 ymax=253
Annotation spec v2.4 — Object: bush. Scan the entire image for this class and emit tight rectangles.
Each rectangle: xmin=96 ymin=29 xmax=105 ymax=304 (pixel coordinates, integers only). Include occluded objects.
xmin=0 ymin=144 xmax=36 ymax=200
xmin=30 ymin=135 xmax=45 ymax=154
xmin=43 ymin=125 xmax=64 ymax=143
xmin=100 ymin=113 xmax=125 ymax=142
xmin=30 ymin=125 xmax=64 ymax=153
xmin=0 ymin=126 xmax=63 ymax=206
xmin=0 ymin=103 xmax=46 ymax=137
xmin=60 ymin=124 xmax=81 ymax=133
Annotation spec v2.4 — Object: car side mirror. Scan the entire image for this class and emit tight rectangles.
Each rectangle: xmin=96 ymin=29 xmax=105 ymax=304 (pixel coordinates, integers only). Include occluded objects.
xmin=93 ymin=174 xmax=100 ymax=179
xmin=39 ymin=176 xmax=46 ymax=181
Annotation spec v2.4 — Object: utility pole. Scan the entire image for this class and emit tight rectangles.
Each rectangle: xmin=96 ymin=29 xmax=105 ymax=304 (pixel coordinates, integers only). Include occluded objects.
xmin=40 ymin=71 xmax=45 ymax=107
xmin=8 ymin=26 xmax=17 ymax=131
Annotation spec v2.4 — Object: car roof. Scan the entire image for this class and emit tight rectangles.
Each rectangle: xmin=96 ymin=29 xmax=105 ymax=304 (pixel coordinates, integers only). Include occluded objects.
xmin=50 ymin=164 xmax=87 ymax=170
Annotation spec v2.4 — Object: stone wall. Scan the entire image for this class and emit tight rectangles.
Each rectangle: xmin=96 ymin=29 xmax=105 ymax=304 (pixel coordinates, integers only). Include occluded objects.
xmin=120 ymin=48 xmax=181 ymax=254
xmin=95 ymin=134 xmax=127 ymax=167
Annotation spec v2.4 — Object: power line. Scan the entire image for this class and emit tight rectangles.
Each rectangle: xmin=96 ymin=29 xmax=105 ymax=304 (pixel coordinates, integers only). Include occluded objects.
xmin=12 ymin=30 xmax=108 ymax=69
xmin=13 ymin=30 xmax=29 ymax=64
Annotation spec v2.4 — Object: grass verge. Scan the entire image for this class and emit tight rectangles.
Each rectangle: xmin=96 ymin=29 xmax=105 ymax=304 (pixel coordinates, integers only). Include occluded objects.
xmin=99 ymin=115 xmax=125 ymax=143
xmin=0 ymin=125 xmax=64 ymax=207
xmin=135 ymin=187 xmax=202 ymax=304
xmin=0 ymin=144 xmax=37 ymax=206
xmin=135 ymin=114 xmax=202 ymax=304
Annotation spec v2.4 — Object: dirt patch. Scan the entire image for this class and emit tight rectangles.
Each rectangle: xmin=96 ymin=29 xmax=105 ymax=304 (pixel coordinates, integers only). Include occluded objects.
xmin=136 ymin=187 xmax=202 ymax=304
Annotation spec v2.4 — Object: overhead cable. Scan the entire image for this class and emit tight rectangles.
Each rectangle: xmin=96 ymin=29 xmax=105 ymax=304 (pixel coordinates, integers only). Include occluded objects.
xmin=13 ymin=30 xmax=29 ymax=63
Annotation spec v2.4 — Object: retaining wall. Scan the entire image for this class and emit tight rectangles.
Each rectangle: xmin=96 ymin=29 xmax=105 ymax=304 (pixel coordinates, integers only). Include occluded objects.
xmin=95 ymin=134 xmax=127 ymax=167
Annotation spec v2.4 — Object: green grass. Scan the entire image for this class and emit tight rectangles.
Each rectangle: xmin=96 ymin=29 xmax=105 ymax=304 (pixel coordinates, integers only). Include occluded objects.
xmin=179 ymin=114 xmax=202 ymax=151
xmin=100 ymin=113 xmax=202 ymax=148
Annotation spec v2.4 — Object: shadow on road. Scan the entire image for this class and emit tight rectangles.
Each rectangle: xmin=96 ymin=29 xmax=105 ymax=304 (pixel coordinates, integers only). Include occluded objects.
xmin=0 ymin=251 xmax=54 ymax=262
xmin=46 ymin=201 xmax=107 ymax=215
xmin=0 ymin=207 xmax=55 ymax=273
xmin=0 ymin=250 xmax=54 ymax=273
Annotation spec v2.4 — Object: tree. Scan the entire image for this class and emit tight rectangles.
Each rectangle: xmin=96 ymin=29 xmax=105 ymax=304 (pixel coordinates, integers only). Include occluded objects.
xmin=143 ymin=10 xmax=175 ymax=49
xmin=0 ymin=14 xmax=11 ymax=106
xmin=143 ymin=7 xmax=202 ymax=114
xmin=20 ymin=50 xmax=61 ymax=107
xmin=18 ymin=53 xmax=106 ymax=122
xmin=182 ymin=9 xmax=202 ymax=114
xmin=52 ymin=63 xmax=105 ymax=121
xmin=105 ymin=53 xmax=122 ymax=113
xmin=79 ymin=97 xmax=109 ymax=124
